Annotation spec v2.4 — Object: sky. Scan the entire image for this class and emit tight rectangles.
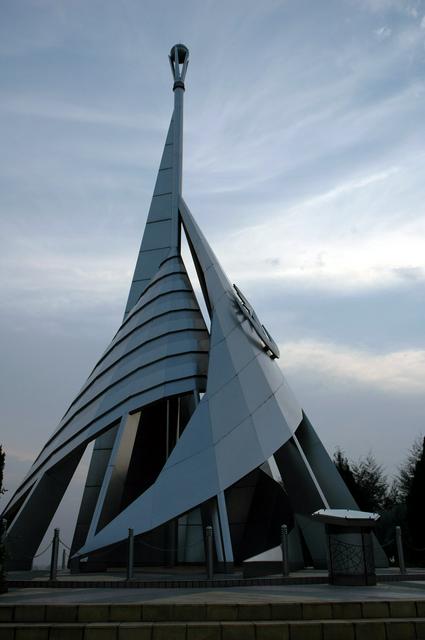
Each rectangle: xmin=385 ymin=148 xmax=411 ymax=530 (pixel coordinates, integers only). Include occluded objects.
xmin=0 ymin=0 xmax=424 ymax=559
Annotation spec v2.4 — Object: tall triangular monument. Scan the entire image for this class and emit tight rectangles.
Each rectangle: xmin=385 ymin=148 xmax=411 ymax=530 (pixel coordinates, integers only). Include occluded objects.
xmin=2 ymin=45 xmax=386 ymax=571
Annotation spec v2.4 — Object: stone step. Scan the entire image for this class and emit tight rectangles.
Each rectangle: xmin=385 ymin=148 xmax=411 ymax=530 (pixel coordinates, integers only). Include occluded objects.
xmin=1 ymin=618 xmax=425 ymax=640
xmin=1 ymin=600 xmax=425 ymax=623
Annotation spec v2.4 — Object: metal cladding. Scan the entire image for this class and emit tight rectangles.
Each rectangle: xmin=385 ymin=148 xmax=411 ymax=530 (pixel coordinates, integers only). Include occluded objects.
xmin=1 ymin=45 xmax=388 ymax=571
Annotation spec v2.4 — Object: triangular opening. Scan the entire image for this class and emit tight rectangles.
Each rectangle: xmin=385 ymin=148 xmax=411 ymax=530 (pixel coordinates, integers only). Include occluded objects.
xmin=180 ymin=220 xmax=211 ymax=332
xmin=33 ymin=441 xmax=95 ymax=568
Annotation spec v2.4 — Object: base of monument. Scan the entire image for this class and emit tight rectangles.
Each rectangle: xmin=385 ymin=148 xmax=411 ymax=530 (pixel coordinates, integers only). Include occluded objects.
xmin=242 ymin=560 xmax=305 ymax=578
xmin=214 ymin=561 xmax=234 ymax=574
xmin=330 ymin=573 xmax=377 ymax=586
xmin=70 ymin=559 xmax=109 ymax=574
xmin=69 ymin=558 xmax=235 ymax=575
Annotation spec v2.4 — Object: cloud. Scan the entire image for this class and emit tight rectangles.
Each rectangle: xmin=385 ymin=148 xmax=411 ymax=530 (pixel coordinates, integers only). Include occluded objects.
xmin=359 ymin=0 xmax=420 ymax=16
xmin=2 ymin=448 xmax=35 ymax=464
xmin=374 ymin=25 xmax=393 ymax=39
xmin=0 ymin=248 xmax=130 ymax=317
xmin=213 ymin=161 xmax=425 ymax=292
xmin=392 ymin=267 xmax=425 ymax=281
xmin=0 ymin=92 xmax=164 ymax=132
xmin=280 ymin=339 xmax=425 ymax=394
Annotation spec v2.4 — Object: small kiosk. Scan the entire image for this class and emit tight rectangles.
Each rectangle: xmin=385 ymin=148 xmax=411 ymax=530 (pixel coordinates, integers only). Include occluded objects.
xmin=312 ymin=509 xmax=380 ymax=586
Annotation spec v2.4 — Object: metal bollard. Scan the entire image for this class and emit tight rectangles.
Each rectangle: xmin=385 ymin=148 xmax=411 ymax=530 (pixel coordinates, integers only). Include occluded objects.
xmin=0 ymin=519 xmax=7 ymax=577
xmin=395 ymin=526 xmax=406 ymax=575
xmin=206 ymin=525 xmax=214 ymax=580
xmin=62 ymin=548 xmax=66 ymax=570
xmin=0 ymin=519 xmax=7 ymax=543
xmin=281 ymin=524 xmax=289 ymax=576
xmin=49 ymin=528 xmax=60 ymax=581
xmin=126 ymin=528 xmax=134 ymax=580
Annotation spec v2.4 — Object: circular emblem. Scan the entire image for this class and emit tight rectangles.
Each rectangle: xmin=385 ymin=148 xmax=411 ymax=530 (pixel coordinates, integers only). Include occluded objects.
xmin=233 ymin=284 xmax=280 ymax=359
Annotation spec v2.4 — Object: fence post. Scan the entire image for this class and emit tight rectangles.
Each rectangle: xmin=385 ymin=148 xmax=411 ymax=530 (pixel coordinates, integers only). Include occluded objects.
xmin=0 ymin=519 xmax=7 ymax=580
xmin=126 ymin=528 xmax=134 ymax=580
xmin=395 ymin=526 xmax=406 ymax=575
xmin=281 ymin=524 xmax=289 ymax=576
xmin=49 ymin=528 xmax=60 ymax=581
xmin=206 ymin=525 xmax=214 ymax=580
xmin=61 ymin=548 xmax=66 ymax=570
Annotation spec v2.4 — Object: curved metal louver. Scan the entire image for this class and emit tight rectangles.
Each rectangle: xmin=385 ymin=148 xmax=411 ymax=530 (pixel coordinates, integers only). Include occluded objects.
xmin=6 ymin=253 xmax=209 ymax=513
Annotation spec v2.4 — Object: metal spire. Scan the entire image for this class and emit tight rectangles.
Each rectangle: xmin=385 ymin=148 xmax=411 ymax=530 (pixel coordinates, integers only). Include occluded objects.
xmin=169 ymin=44 xmax=189 ymax=248
xmin=169 ymin=43 xmax=189 ymax=89
xmin=122 ymin=44 xmax=190 ymax=319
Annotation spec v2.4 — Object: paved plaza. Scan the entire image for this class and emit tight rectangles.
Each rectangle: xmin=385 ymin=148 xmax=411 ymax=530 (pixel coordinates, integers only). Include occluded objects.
xmin=2 ymin=578 xmax=425 ymax=605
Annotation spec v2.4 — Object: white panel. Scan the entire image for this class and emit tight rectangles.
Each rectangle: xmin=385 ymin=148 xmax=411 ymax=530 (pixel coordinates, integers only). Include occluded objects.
xmin=257 ymin=351 xmax=285 ymax=393
xmin=210 ymin=294 xmax=240 ymax=346
xmin=153 ymin=168 xmax=173 ymax=196
xmin=202 ymin=267 xmax=232 ymax=311
xmin=206 ymin=339 xmax=237 ymax=396
xmin=237 ymin=355 xmax=273 ymax=416
xmin=165 ymin=399 xmax=213 ymax=467
xmin=140 ymin=220 xmax=172 ymax=252
xmin=215 ymin=416 xmax=263 ymax=491
xmin=209 ymin=376 xmax=249 ymax=442
xmin=226 ymin=320 xmax=259 ymax=371
xmin=150 ymin=446 xmax=219 ymax=529
xmin=159 ymin=144 xmax=173 ymax=170
xmin=274 ymin=379 xmax=304 ymax=433
xmin=147 ymin=195 xmax=172 ymax=222
xmin=251 ymin=394 xmax=292 ymax=460
xmin=165 ymin=119 xmax=174 ymax=145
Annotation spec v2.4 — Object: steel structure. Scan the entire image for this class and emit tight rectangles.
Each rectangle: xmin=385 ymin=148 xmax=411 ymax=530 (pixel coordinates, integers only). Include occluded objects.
xmin=2 ymin=45 xmax=387 ymax=571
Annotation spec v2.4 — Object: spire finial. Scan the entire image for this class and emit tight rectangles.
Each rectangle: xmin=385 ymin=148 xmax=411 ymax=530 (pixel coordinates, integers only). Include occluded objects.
xmin=169 ymin=44 xmax=189 ymax=91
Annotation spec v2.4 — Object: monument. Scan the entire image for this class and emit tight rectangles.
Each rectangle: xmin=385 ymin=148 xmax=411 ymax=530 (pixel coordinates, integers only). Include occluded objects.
xmin=2 ymin=45 xmax=386 ymax=571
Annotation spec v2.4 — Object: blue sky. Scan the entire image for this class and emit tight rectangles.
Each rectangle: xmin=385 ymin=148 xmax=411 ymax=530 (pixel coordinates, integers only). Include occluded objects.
xmin=1 ymin=0 xmax=425 ymax=554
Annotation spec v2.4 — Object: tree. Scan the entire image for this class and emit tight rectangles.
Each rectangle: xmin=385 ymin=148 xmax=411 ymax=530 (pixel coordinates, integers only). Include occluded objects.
xmin=333 ymin=448 xmax=362 ymax=505
xmin=0 ymin=445 xmax=5 ymax=498
xmin=351 ymin=453 xmax=390 ymax=512
xmin=406 ymin=436 xmax=425 ymax=566
xmin=397 ymin=436 xmax=423 ymax=502
xmin=0 ymin=445 xmax=6 ymax=592
xmin=334 ymin=449 xmax=390 ymax=512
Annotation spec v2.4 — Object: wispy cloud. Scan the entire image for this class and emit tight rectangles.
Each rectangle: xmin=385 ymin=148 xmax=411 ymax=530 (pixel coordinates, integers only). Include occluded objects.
xmin=0 ymin=248 xmax=130 ymax=317
xmin=0 ymin=92 xmax=165 ymax=132
xmin=374 ymin=25 xmax=393 ymax=39
xmin=214 ymin=160 xmax=425 ymax=291
xmin=281 ymin=339 xmax=425 ymax=394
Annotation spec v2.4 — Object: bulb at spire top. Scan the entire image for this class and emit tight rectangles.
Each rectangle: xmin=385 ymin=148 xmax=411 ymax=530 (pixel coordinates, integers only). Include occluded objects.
xmin=169 ymin=43 xmax=189 ymax=91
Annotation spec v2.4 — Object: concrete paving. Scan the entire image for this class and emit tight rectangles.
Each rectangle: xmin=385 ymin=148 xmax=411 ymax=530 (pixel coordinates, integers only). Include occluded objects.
xmin=2 ymin=580 xmax=425 ymax=604
xmin=7 ymin=566 xmax=425 ymax=582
